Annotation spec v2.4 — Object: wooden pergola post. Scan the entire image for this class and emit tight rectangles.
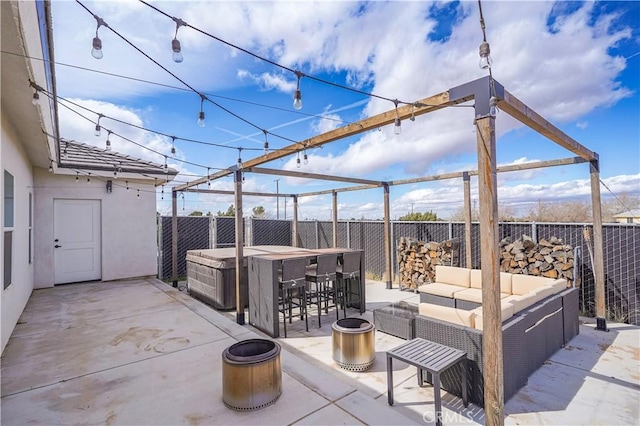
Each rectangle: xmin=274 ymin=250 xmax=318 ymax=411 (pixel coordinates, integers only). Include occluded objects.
xmin=234 ymin=169 xmax=245 ymax=325
xmin=293 ymin=195 xmax=299 ymax=247
xmin=171 ymin=190 xmax=178 ymax=288
xmin=463 ymin=171 xmax=473 ymax=268
xmin=383 ymin=183 xmax=392 ymax=289
xmin=590 ymin=158 xmax=607 ymax=330
xmin=476 ymin=115 xmax=504 ymax=425
xmin=332 ymin=191 xmax=338 ymax=247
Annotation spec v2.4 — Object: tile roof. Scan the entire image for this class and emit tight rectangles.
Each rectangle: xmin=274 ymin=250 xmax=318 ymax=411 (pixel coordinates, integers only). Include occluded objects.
xmin=58 ymin=139 xmax=178 ymax=180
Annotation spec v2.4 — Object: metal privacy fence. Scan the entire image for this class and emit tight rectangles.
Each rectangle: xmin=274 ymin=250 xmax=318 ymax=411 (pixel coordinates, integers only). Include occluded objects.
xmin=158 ymin=217 xmax=639 ymax=325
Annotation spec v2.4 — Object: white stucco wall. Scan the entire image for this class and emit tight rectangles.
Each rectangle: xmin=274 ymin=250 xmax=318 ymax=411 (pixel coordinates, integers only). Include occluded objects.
xmin=34 ymin=169 xmax=158 ymax=288
xmin=1 ymin=115 xmax=36 ymax=352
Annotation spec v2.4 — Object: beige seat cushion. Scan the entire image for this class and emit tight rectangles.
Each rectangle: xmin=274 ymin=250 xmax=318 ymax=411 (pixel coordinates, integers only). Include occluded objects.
xmin=547 ymin=279 xmax=568 ymax=293
xmin=435 ymin=266 xmax=471 ymax=288
xmin=472 ymin=302 xmax=515 ymax=330
xmin=418 ymin=283 xmax=467 ymax=298
xmin=469 ymin=270 xmax=513 ymax=294
xmin=512 ymin=274 xmax=556 ymax=296
xmin=419 ymin=303 xmax=476 ymax=327
xmin=453 ymin=288 xmax=510 ymax=303
xmin=502 ymin=285 xmax=556 ymax=313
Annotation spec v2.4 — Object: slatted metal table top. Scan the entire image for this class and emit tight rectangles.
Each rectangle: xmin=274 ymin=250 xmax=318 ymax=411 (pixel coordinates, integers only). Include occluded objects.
xmin=387 ymin=337 xmax=466 ymax=373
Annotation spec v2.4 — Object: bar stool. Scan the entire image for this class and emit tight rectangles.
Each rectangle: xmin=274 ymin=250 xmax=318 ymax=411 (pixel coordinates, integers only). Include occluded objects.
xmin=305 ymin=254 xmax=338 ymax=327
xmin=336 ymin=251 xmax=362 ymax=317
xmin=278 ymin=257 xmax=309 ymax=338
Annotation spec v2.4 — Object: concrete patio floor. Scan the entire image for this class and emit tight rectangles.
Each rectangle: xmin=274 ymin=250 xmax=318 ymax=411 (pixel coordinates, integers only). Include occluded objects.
xmin=1 ymin=277 xmax=638 ymax=425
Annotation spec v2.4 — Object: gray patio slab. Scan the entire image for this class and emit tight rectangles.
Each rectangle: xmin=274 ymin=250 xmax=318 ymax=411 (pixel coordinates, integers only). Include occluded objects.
xmin=2 ymin=277 xmax=639 ymax=426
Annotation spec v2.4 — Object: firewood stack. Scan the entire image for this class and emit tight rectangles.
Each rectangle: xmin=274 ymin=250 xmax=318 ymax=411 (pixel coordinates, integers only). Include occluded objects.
xmin=397 ymin=237 xmax=458 ymax=289
xmin=397 ymin=235 xmax=575 ymax=289
xmin=500 ymin=235 xmax=574 ymax=286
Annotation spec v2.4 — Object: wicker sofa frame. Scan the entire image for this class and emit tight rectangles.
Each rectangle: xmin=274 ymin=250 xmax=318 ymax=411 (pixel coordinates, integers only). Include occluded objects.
xmin=414 ymin=287 xmax=579 ymax=407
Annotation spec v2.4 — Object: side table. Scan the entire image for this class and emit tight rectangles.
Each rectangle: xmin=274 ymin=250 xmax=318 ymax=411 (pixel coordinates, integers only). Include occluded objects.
xmin=387 ymin=338 xmax=467 ymax=426
xmin=373 ymin=301 xmax=418 ymax=340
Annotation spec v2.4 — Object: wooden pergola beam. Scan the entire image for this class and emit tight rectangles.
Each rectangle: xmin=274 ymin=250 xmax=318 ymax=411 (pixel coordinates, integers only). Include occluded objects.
xmin=248 ymin=167 xmax=382 ymax=186
xmin=298 ymin=184 xmax=379 ymax=197
xmin=185 ymin=188 xmax=295 ymax=198
xmin=498 ymin=90 xmax=597 ymax=161
xmin=173 ymin=89 xmax=467 ymax=192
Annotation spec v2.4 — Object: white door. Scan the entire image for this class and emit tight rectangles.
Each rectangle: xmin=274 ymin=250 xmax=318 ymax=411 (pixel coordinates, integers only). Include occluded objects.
xmin=54 ymin=199 xmax=101 ymax=284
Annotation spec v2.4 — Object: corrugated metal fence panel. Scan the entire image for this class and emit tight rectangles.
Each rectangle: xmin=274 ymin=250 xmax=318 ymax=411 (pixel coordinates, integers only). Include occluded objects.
xmin=160 ymin=216 xmax=211 ymax=279
xmin=252 ymin=219 xmax=292 ymax=246
xmin=298 ymin=221 xmax=318 ymax=248
xmin=317 ymin=221 xmax=333 ymax=248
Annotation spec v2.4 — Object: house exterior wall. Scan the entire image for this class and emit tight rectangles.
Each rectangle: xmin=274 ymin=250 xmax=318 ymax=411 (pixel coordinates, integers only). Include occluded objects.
xmin=34 ymin=169 xmax=158 ymax=288
xmin=1 ymin=115 xmax=36 ymax=352
xmin=614 ymin=216 xmax=640 ymax=224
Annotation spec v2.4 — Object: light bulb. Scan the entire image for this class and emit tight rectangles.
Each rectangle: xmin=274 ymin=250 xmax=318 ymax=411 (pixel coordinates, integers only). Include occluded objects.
xmin=48 ymin=162 xmax=53 ymax=173
xmin=87 ymin=173 xmax=91 ymax=184
xmin=94 ymin=124 xmax=101 ymax=137
xmin=75 ymin=172 xmax=79 ymax=182
xmin=106 ymin=138 xmax=111 ymax=151
xmin=32 ymin=92 xmax=40 ymax=105
xmin=237 ymin=157 xmax=243 ymax=169
xmin=92 ymin=36 xmax=103 ymax=59
xmin=171 ymin=38 xmax=183 ymax=63
xmin=171 ymin=146 xmax=176 ymax=155
xmin=303 ymin=153 xmax=308 ymax=164
xmin=394 ymin=117 xmax=402 ymax=135
xmin=293 ymin=90 xmax=302 ymax=110
xmin=137 ymin=190 xmax=140 ymax=198
xmin=478 ymin=41 xmax=492 ymax=69
xmin=296 ymin=157 xmax=301 ymax=168
xmin=489 ymin=96 xmax=498 ymax=118
xmin=197 ymin=111 xmax=206 ymax=127
xmin=264 ymin=141 xmax=269 ymax=153
xmin=62 ymin=149 xmax=68 ymax=159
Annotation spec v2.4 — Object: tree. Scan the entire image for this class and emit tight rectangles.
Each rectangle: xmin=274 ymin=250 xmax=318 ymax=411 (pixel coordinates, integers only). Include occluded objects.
xmin=216 ymin=205 xmax=235 ymax=217
xmin=189 ymin=211 xmax=203 ymax=216
xmin=252 ymin=206 xmax=266 ymax=218
xmin=398 ymin=210 xmax=439 ymax=221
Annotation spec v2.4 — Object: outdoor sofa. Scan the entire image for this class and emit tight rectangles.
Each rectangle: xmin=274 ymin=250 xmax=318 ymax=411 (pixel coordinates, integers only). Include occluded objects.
xmin=415 ymin=266 xmax=579 ymax=406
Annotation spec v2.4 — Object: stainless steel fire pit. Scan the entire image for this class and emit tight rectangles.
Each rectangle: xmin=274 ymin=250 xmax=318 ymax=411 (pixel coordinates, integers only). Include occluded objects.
xmin=222 ymin=339 xmax=282 ymax=411
xmin=332 ymin=318 xmax=375 ymax=371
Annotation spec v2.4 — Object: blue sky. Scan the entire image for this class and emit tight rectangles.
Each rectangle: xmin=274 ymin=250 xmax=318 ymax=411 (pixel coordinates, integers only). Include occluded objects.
xmin=51 ymin=0 xmax=639 ymax=219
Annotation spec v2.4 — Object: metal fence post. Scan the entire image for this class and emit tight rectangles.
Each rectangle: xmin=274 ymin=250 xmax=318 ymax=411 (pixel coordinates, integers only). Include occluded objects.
xmin=347 ymin=220 xmax=351 ymax=248
xmin=532 ymin=222 xmax=537 ymax=243
xmin=315 ymin=220 xmax=320 ymax=249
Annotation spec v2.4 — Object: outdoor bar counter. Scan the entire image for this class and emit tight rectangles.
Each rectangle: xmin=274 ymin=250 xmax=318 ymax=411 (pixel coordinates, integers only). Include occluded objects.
xmin=186 ymin=246 xmax=365 ymax=318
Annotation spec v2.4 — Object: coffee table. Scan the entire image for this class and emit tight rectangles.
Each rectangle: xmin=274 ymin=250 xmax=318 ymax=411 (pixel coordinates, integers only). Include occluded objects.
xmin=373 ymin=301 xmax=419 ymax=340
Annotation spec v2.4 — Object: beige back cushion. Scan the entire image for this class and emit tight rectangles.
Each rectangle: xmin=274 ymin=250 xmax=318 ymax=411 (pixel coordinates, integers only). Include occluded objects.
xmin=435 ymin=266 xmax=471 ymax=288
xmin=469 ymin=270 xmax=513 ymax=294
xmin=512 ymin=274 xmax=555 ymax=296
xmin=472 ymin=302 xmax=515 ymax=330
xmin=419 ymin=303 xmax=476 ymax=328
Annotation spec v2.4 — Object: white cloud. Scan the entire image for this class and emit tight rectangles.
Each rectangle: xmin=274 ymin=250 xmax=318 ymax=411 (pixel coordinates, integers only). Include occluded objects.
xmin=237 ymin=70 xmax=295 ymax=93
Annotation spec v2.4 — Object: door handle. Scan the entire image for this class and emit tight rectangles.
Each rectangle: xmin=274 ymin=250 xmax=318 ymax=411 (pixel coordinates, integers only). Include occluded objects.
xmin=54 ymin=245 xmax=62 ymax=248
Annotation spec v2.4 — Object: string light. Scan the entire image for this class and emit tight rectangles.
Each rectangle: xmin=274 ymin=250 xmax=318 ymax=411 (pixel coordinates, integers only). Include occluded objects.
xmin=126 ymin=180 xmax=129 ymax=190
xmin=237 ymin=148 xmax=243 ymax=169
xmin=293 ymin=71 xmax=303 ymax=110
xmin=303 ymin=151 xmax=308 ymax=165
xmin=161 ymin=185 xmax=164 ymax=200
xmin=62 ymin=144 xmax=68 ymax=159
xmin=105 ymin=130 xmax=112 ymax=151
xmin=479 ymin=40 xmax=492 ymax=69
xmin=171 ymin=17 xmax=186 ymax=63
xmin=207 ymin=167 xmax=211 ymax=188
xmin=137 ymin=189 xmax=140 ymax=198
xmin=32 ymin=90 xmax=40 ymax=105
xmin=171 ymin=136 xmax=176 ymax=154
xmin=263 ymin=130 xmax=269 ymax=153
xmin=48 ymin=160 xmax=54 ymax=173
xmin=296 ymin=151 xmax=301 ymax=168
xmin=87 ymin=172 xmax=91 ymax=183
xmin=164 ymin=155 xmax=168 ymax=171
xmin=91 ymin=15 xmax=107 ymax=59
xmin=113 ymin=164 xmax=118 ymax=179
xmin=95 ymin=113 xmax=103 ymax=136
xmin=76 ymin=171 xmax=79 ymax=182
xmin=489 ymin=96 xmax=498 ymax=118
xmin=393 ymin=99 xmax=402 ymax=135
xmin=197 ymin=94 xmax=206 ymax=127
xmin=410 ymin=104 xmax=416 ymax=122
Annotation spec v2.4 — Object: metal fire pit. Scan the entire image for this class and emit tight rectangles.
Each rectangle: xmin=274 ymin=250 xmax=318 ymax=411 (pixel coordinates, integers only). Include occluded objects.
xmin=332 ymin=318 xmax=375 ymax=371
xmin=222 ymin=339 xmax=282 ymax=411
